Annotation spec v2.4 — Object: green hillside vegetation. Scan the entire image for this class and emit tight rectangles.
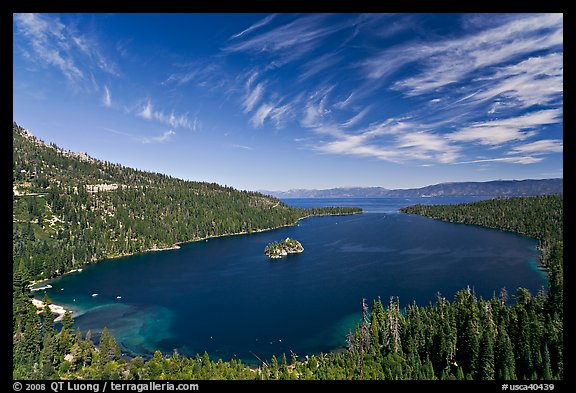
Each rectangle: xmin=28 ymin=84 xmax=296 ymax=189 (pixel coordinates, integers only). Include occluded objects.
xmin=12 ymin=122 xmax=360 ymax=281
xmin=13 ymin=122 xmax=562 ymax=380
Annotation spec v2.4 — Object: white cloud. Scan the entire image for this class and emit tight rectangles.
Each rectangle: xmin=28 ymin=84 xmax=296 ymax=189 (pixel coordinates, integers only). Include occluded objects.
xmin=298 ymin=52 xmax=343 ymax=82
xmin=142 ymin=130 xmax=176 ymax=144
xmin=334 ymin=92 xmax=354 ymax=109
xmin=163 ymin=62 xmax=223 ymax=89
xmin=447 ymin=109 xmax=562 ymax=146
xmin=251 ymin=103 xmax=275 ymax=127
xmin=224 ymin=14 xmax=352 ymax=65
xmin=473 ymin=53 xmax=563 ymax=107
xmin=456 ymin=156 xmax=543 ymax=165
xmin=310 ymin=116 xmax=462 ymax=165
xmin=341 ymin=107 xmax=372 ymax=128
xmin=306 ymin=101 xmax=561 ymax=166
xmin=138 ymin=101 xmax=153 ymax=120
xmin=230 ymin=14 xmax=277 ymax=39
xmin=243 ymin=82 xmax=265 ymax=113
xmin=488 ymin=101 xmax=501 ymax=114
xmin=269 ymin=103 xmax=293 ymax=128
xmin=509 ymin=139 xmax=563 ymax=155
xmin=397 ymin=131 xmax=452 ymax=152
xmin=488 ymin=109 xmax=562 ymax=128
xmin=165 ymin=70 xmax=199 ymax=86
xmin=136 ymin=99 xmax=199 ymax=130
xmin=230 ymin=144 xmax=253 ymax=150
xmin=15 ymin=13 xmax=83 ymax=82
xmin=14 ymin=13 xmax=119 ymax=84
xmin=105 ymin=126 xmax=178 ymax=145
xmin=360 ymin=13 xmax=562 ymax=98
xmin=102 ymin=86 xmax=112 ymax=107
xmin=448 ymin=126 xmax=535 ymax=146
xmin=317 ymin=137 xmax=403 ymax=162
xmin=300 ymin=86 xmax=335 ymax=128
xmin=217 ymin=14 xmax=563 ymax=169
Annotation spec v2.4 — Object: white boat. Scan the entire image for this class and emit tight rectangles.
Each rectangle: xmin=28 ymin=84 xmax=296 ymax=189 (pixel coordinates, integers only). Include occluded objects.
xmin=116 ymin=296 xmax=122 ymax=299
xmin=92 ymin=293 xmax=98 ymax=297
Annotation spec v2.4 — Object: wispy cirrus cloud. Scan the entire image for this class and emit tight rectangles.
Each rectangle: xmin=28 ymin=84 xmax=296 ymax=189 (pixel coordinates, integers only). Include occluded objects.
xmin=509 ymin=139 xmax=563 ymax=155
xmin=302 ymin=94 xmax=561 ymax=167
xmin=138 ymin=101 xmax=153 ymax=120
xmin=297 ymin=52 xmax=343 ymax=82
xmin=224 ymin=14 xmax=353 ymax=66
xmin=376 ymin=13 xmax=563 ymax=97
xmin=102 ymin=86 xmax=112 ymax=107
xmin=15 ymin=13 xmax=83 ymax=82
xmin=243 ymin=82 xmax=266 ymax=113
xmin=456 ymin=156 xmax=543 ymax=165
xmin=230 ymin=144 xmax=253 ymax=150
xmin=104 ymin=127 xmax=176 ymax=144
xmin=230 ymin=14 xmax=277 ymax=39
xmin=14 ymin=13 xmax=119 ymax=85
xmin=472 ymin=53 xmax=563 ymax=108
xmin=163 ymin=62 xmax=226 ymax=92
xmin=220 ymin=14 xmax=562 ymax=168
xmin=447 ymin=109 xmax=562 ymax=146
xmin=300 ymin=85 xmax=335 ymax=128
xmin=341 ymin=106 xmax=372 ymax=128
xmin=249 ymin=101 xmax=294 ymax=128
xmin=142 ymin=129 xmax=176 ymax=144
xmin=312 ymin=118 xmax=461 ymax=165
xmin=137 ymin=99 xmax=200 ymax=131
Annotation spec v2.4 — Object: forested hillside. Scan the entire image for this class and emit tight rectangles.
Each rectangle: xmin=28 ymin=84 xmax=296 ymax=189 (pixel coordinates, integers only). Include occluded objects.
xmin=13 ymin=122 xmax=561 ymax=380
xmin=12 ymin=122 xmax=359 ymax=281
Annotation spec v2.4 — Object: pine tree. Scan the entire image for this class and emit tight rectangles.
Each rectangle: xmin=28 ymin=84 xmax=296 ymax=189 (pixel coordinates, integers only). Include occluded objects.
xmin=59 ymin=311 xmax=74 ymax=356
xmin=109 ymin=336 xmax=121 ymax=361
xmin=280 ymin=353 xmax=290 ymax=380
xmin=269 ymin=355 xmax=279 ymax=380
xmin=459 ymin=318 xmax=479 ymax=377
xmin=541 ymin=345 xmax=553 ymax=380
xmin=98 ymin=328 xmax=111 ymax=366
xmin=477 ymin=328 xmax=495 ymax=380
xmin=40 ymin=324 xmax=56 ymax=378
xmin=514 ymin=307 xmax=533 ymax=379
xmin=456 ymin=365 xmax=465 ymax=380
xmin=495 ymin=325 xmax=516 ymax=380
xmin=13 ymin=260 xmax=31 ymax=296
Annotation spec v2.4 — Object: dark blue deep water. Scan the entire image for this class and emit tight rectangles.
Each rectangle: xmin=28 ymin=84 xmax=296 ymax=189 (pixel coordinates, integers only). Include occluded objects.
xmin=37 ymin=197 xmax=545 ymax=363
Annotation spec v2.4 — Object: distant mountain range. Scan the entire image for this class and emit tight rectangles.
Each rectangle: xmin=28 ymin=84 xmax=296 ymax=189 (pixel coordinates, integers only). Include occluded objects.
xmin=260 ymin=179 xmax=563 ymax=199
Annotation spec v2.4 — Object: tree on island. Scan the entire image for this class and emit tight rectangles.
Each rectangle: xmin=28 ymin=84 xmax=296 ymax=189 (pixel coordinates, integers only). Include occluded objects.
xmin=264 ymin=238 xmax=304 ymax=258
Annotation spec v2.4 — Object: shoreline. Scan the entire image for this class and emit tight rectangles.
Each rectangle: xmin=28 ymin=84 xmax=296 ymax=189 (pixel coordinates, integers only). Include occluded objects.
xmin=31 ymin=298 xmax=71 ymax=322
xmin=29 ymin=210 xmax=362 ymax=286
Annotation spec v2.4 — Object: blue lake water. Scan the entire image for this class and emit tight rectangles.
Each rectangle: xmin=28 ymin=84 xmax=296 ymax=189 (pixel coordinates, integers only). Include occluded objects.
xmin=37 ymin=197 xmax=545 ymax=363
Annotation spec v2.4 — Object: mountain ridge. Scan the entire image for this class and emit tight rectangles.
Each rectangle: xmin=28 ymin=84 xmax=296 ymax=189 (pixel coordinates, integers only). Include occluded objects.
xmin=260 ymin=178 xmax=563 ymax=198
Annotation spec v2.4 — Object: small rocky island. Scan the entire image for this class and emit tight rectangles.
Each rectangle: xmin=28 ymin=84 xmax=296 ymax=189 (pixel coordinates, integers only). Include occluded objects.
xmin=264 ymin=237 xmax=304 ymax=259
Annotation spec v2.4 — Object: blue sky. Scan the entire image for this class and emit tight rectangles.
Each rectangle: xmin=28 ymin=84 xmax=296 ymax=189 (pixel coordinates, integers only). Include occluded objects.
xmin=13 ymin=13 xmax=563 ymax=191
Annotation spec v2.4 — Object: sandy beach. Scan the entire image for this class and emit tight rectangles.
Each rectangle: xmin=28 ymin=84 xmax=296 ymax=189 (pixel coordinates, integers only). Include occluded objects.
xmin=31 ymin=298 xmax=70 ymax=322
